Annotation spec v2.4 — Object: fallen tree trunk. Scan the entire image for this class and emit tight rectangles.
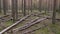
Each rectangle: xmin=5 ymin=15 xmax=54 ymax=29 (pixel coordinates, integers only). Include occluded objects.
xmin=13 ymin=17 xmax=39 ymax=32
xmin=13 ymin=17 xmax=47 ymax=33
xmin=23 ymin=25 xmax=47 ymax=34
xmin=0 ymin=14 xmax=31 ymax=34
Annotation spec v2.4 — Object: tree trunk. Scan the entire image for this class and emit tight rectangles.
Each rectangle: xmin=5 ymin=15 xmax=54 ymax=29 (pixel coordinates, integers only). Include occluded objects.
xmin=3 ymin=0 xmax=8 ymax=15
xmin=15 ymin=0 xmax=18 ymax=20
xmin=28 ymin=0 xmax=29 ymax=15
xmin=22 ymin=0 xmax=24 ymax=15
xmin=23 ymin=0 xmax=26 ymax=16
xmin=52 ymin=0 xmax=56 ymax=24
xmin=59 ymin=4 xmax=60 ymax=13
xmin=31 ymin=0 xmax=32 ymax=12
xmin=12 ymin=0 xmax=18 ymax=23
xmin=39 ymin=0 xmax=42 ymax=12
xmin=0 ymin=0 xmax=1 ymax=14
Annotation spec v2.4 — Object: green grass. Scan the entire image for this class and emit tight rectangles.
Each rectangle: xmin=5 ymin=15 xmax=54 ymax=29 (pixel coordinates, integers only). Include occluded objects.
xmin=50 ymin=24 xmax=60 ymax=34
xmin=35 ymin=27 xmax=49 ymax=34
xmin=34 ymin=23 xmax=60 ymax=34
xmin=5 ymin=20 xmax=13 ymax=27
xmin=0 ymin=20 xmax=13 ymax=31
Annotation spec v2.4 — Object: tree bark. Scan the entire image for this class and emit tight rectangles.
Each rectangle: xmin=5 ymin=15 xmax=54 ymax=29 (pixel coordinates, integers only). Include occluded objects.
xmin=3 ymin=0 xmax=6 ymax=15
xmin=15 ymin=0 xmax=18 ymax=20
xmin=23 ymin=0 xmax=26 ymax=16
xmin=28 ymin=0 xmax=30 ymax=15
xmin=39 ymin=0 xmax=42 ymax=12
xmin=52 ymin=0 xmax=56 ymax=24
xmin=31 ymin=0 xmax=32 ymax=12
xmin=0 ymin=0 xmax=1 ymax=14
xmin=12 ymin=0 xmax=18 ymax=23
xmin=22 ymin=0 xmax=24 ymax=15
xmin=59 ymin=4 xmax=60 ymax=13
xmin=3 ymin=0 xmax=8 ymax=15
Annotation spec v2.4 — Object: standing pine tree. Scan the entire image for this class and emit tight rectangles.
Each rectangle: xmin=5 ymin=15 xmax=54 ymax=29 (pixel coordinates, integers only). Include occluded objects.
xmin=3 ymin=0 xmax=8 ymax=15
xmin=39 ymin=0 xmax=42 ymax=12
xmin=52 ymin=0 xmax=56 ymax=24
xmin=0 ymin=0 xmax=1 ymax=14
xmin=23 ymin=0 xmax=26 ymax=16
xmin=15 ymin=0 xmax=18 ymax=20
xmin=31 ymin=0 xmax=32 ymax=12
xmin=12 ymin=0 xmax=18 ymax=23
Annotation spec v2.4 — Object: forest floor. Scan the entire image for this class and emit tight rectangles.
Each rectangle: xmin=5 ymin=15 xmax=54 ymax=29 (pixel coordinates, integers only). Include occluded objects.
xmin=0 ymin=10 xmax=60 ymax=34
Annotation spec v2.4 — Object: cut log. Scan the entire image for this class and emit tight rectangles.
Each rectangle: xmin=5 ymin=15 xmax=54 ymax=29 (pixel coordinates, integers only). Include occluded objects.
xmin=23 ymin=25 xmax=47 ymax=34
xmin=0 ymin=14 xmax=31 ymax=34
xmin=13 ymin=18 xmax=47 ymax=32
xmin=13 ymin=17 xmax=39 ymax=32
